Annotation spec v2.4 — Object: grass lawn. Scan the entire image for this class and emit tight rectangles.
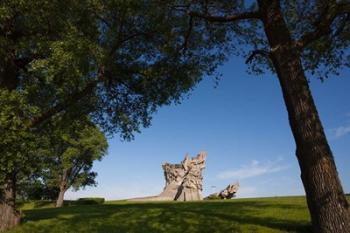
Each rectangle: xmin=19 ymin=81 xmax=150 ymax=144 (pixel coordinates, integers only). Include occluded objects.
xmin=7 ymin=196 xmax=319 ymax=233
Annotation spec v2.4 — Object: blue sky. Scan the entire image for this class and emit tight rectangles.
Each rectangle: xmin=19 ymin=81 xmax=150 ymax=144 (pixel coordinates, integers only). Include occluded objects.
xmin=66 ymin=55 xmax=350 ymax=200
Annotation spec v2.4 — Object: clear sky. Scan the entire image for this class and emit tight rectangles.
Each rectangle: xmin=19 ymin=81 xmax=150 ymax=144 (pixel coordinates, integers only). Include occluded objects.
xmin=66 ymin=55 xmax=350 ymax=200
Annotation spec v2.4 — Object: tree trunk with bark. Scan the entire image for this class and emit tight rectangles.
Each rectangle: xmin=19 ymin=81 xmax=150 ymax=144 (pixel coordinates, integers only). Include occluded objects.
xmin=258 ymin=1 xmax=350 ymax=232
xmin=0 ymin=178 xmax=20 ymax=232
xmin=56 ymin=187 xmax=66 ymax=208
xmin=0 ymin=54 xmax=21 ymax=231
xmin=56 ymin=169 xmax=68 ymax=208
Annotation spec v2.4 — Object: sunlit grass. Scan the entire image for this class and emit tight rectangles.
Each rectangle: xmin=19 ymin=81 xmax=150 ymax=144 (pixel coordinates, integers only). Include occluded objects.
xmin=8 ymin=196 xmax=349 ymax=233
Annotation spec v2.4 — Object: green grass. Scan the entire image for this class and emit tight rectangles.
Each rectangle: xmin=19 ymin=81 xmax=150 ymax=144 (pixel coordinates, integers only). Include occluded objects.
xmin=9 ymin=196 xmax=342 ymax=233
xmin=16 ymin=200 xmax=78 ymax=210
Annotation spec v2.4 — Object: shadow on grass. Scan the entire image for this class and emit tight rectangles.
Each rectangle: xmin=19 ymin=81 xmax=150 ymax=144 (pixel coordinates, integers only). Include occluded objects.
xmin=16 ymin=200 xmax=79 ymax=210
xmin=13 ymin=200 xmax=312 ymax=233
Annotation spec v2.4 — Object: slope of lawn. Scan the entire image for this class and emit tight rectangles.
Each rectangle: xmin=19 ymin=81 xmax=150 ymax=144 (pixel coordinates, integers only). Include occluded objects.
xmin=9 ymin=196 xmax=348 ymax=233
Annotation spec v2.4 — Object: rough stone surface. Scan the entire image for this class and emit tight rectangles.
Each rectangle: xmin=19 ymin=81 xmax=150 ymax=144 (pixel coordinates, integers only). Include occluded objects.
xmin=218 ymin=182 xmax=240 ymax=199
xmin=206 ymin=182 xmax=239 ymax=200
xmin=129 ymin=152 xmax=207 ymax=201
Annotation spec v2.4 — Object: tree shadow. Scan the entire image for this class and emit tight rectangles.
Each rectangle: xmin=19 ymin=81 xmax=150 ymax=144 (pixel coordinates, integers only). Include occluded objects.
xmin=16 ymin=200 xmax=312 ymax=233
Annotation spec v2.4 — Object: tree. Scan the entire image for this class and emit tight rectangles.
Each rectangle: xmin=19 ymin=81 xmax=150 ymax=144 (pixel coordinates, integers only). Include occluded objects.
xmin=17 ymin=176 xmax=60 ymax=201
xmin=169 ymin=0 xmax=349 ymax=232
xmin=45 ymin=119 xmax=108 ymax=207
xmin=3 ymin=0 xmax=347 ymax=231
xmin=0 ymin=90 xmax=49 ymax=231
xmin=15 ymin=119 xmax=107 ymax=206
xmin=0 ymin=0 xmax=229 ymax=230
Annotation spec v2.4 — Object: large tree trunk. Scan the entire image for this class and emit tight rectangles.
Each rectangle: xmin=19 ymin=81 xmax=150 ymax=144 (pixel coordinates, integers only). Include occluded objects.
xmin=56 ymin=187 xmax=66 ymax=208
xmin=258 ymin=1 xmax=350 ymax=232
xmin=0 ymin=178 xmax=20 ymax=232
xmin=56 ymin=169 xmax=68 ymax=208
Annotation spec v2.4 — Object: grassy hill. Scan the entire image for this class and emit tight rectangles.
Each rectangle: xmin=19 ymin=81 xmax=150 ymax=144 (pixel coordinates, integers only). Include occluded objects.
xmin=7 ymin=196 xmax=335 ymax=233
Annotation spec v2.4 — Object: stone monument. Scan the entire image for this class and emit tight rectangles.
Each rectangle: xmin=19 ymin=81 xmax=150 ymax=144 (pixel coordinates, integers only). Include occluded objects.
xmin=206 ymin=182 xmax=240 ymax=199
xmin=218 ymin=182 xmax=240 ymax=199
xmin=129 ymin=151 xmax=207 ymax=201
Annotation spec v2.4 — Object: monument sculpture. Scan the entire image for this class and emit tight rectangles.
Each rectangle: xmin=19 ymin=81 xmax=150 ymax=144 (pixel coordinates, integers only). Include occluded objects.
xmin=206 ymin=182 xmax=240 ymax=199
xmin=130 ymin=151 xmax=207 ymax=201
xmin=218 ymin=182 xmax=240 ymax=199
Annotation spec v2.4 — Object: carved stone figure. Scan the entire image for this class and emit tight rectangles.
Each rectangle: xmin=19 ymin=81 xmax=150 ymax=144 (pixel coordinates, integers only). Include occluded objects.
xmin=218 ymin=182 xmax=239 ymax=199
xmin=174 ymin=152 xmax=206 ymax=201
xmin=129 ymin=151 xmax=207 ymax=201
xmin=206 ymin=182 xmax=239 ymax=200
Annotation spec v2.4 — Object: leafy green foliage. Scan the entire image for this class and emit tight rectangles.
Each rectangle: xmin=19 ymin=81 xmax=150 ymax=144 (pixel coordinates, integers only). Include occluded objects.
xmin=43 ymin=118 xmax=108 ymax=193
xmin=1 ymin=0 xmax=232 ymax=139
xmin=280 ymin=0 xmax=350 ymax=80
xmin=1 ymin=0 xmax=232 ymax=213
xmin=2 ymin=1 xmax=348 ymax=229
xmin=0 ymin=90 xmax=49 ymax=186
xmin=171 ymin=1 xmax=350 ymax=80
xmin=17 ymin=177 xmax=59 ymax=201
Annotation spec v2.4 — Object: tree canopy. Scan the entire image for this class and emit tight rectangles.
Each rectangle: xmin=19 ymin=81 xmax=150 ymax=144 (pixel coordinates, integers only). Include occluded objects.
xmin=42 ymin=118 xmax=108 ymax=207
xmin=173 ymin=0 xmax=350 ymax=79
xmin=174 ymin=1 xmax=350 ymax=232
xmin=1 ymin=1 xmax=231 ymax=229
xmin=1 ymin=0 xmax=350 ymax=232
xmin=1 ymin=0 xmax=232 ymax=138
xmin=0 ymin=0 xmax=230 ymax=203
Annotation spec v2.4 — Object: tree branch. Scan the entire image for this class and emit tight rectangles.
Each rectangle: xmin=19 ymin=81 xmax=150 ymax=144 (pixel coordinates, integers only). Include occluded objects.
xmin=109 ymin=31 xmax=156 ymax=57
xmin=245 ymin=49 xmax=270 ymax=64
xmin=181 ymin=15 xmax=194 ymax=51
xmin=295 ymin=2 xmax=350 ymax=49
xmin=29 ymin=65 xmax=107 ymax=128
xmin=188 ymin=11 xmax=261 ymax=22
xmin=29 ymin=80 xmax=98 ymax=128
xmin=13 ymin=54 xmax=44 ymax=70
xmin=67 ymin=163 xmax=85 ymax=188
